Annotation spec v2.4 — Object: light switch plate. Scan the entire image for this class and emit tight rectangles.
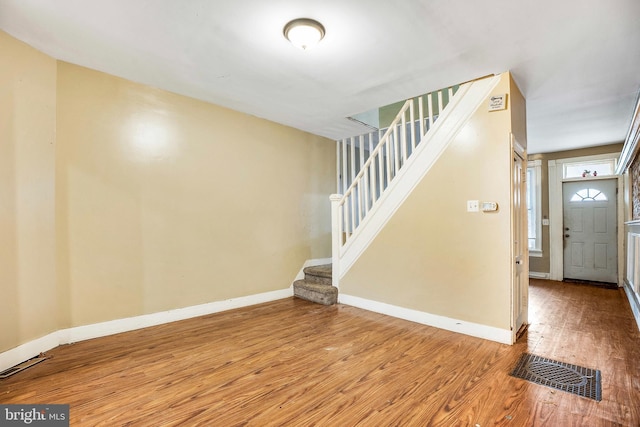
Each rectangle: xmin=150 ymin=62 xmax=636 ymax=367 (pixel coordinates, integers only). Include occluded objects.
xmin=467 ymin=200 xmax=479 ymax=212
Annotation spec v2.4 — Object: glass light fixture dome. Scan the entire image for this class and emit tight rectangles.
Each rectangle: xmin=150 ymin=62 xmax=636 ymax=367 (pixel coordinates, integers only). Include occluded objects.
xmin=283 ymin=18 xmax=325 ymax=50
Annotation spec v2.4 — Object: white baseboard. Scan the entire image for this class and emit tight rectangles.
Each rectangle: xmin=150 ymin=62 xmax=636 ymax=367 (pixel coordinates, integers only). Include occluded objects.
xmin=623 ymin=280 xmax=640 ymax=332
xmin=339 ymin=293 xmax=513 ymax=345
xmin=529 ymin=271 xmax=550 ymax=279
xmin=0 ymin=332 xmax=60 ymax=375
xmin=60 ymin=288 xmax=292 ymax=344
xmin=0 ymin=288 xmax=292 ymax=373
xmin=292 ymin=257 xmax=332 ymax=284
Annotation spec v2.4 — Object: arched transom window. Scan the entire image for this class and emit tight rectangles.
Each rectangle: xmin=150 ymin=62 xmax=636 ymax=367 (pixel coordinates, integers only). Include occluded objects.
xmin=570 ymin=188 xmax=608 ymax=202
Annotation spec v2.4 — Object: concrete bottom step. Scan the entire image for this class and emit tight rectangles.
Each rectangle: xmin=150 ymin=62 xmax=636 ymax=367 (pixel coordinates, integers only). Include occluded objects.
xmin=293 ymin=280 xmax=338 ymax=306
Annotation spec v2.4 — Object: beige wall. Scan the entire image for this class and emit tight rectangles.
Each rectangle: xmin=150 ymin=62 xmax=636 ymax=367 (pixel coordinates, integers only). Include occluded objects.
xmin=56 ymin=62 xmax=335 ymax=327
xmin=1 ymin=30 xmax=335 ymax=352
xmin=0 ymin=32 xmax=58 ymax=352
xmin=509 ymin=74 xmax=527 ymax=147
xmin=340 ymin=73 xmax=524 ymax=330
xmin=527 ymin=143 xmax=623 ymax=274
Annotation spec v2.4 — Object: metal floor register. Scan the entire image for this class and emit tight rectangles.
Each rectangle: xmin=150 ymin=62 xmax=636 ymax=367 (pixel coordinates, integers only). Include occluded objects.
xmin=510 ymin=353 xmax=602 ymax=401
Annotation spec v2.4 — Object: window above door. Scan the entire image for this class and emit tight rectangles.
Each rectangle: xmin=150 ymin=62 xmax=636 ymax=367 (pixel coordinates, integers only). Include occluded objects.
xmin=563 ymin=158 xmax=616 ymax=179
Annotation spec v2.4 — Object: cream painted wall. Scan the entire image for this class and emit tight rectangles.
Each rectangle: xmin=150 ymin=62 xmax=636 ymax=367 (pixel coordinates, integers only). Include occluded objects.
xmin=56 ymin=62 xmax=335 ymax=327
xmin=509 ymin=74 xmax=527 ymax=147
xmin=0 ymin=32 xmax=57 ymax=352
xmin=340 ymin=73 xmax=523 ymax=330
xmin=1 ymin=29 xmax=334 ymax=353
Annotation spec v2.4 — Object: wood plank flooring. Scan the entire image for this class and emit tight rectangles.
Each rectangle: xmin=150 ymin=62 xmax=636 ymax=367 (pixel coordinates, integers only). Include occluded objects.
xmin=1 ymin=279 xmax=639 ymax=426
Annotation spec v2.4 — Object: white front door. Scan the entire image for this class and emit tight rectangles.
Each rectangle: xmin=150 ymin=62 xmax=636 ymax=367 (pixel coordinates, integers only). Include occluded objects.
xmin=562 ymin=179 xmax=617 ymax=283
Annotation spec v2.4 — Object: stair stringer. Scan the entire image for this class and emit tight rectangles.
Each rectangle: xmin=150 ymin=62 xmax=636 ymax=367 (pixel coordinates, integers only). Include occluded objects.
xmin=336 ymin=75 xmax=502 ymax=280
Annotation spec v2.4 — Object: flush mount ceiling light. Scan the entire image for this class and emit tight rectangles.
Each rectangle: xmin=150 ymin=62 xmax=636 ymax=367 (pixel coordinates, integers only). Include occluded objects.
xmin=283 ymin=18 xmax=325 ymax=50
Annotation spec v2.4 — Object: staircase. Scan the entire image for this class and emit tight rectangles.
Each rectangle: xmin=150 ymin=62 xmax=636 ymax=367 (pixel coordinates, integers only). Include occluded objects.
xmin=331 ymin=75 xmax=502 ymax=287
xmin=293 ymin=264 xmax=337 ymax=305
xmin=293 ymin=76 xmax=500 ymax=306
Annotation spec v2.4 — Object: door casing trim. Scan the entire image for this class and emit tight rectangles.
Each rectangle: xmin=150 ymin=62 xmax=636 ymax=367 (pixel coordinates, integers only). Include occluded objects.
xmin=512 ymin=135 xmax=528 ymax=343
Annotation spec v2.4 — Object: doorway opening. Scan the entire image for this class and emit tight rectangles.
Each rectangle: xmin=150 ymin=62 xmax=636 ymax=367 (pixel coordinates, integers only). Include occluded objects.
xmin=548 ymin=154 xmax=623 ymax=285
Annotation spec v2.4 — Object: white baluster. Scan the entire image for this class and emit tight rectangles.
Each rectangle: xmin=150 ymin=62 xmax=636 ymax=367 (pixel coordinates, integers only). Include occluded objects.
xmin=410 ymin=99 xmax=416 ymax=152
xmin=359 ymin=134 xmax=365 ymax=176
xmin=369 ymin=133 xmax=376 ymax=205
xmin=342 ymin=194 xmax=349 ymax=237
xmin=378 ymin=142 xmax=384 ymax=195
xmin=393 ymin=125 xmax=400 ymax=177
xmin=370 ymin=158 xmax=377 ymax=203
xmin=368 ymin=133 xmax=373 ymax=155
xmin=357 ymin=181 xmax=363 ymax=223
xmin=428 ymin=94 xmax=434 ymax=128
xmin=336 ymin=140 xmax=341 ymax=194
xmin=342 ymin=139 xmax=348 ymax=194
xmin=350 ymin=137 xmax=356 ymax=186
xmin=363 ymin=167 xmax=369 ymax=215
xmin=350 ymin=191 xmax=356 ymax=238
xmin=385 ymin=134 xmax=391 ymax=188
xmin=418 ymin=96 xmax=425 ymax=139
xmin=358 ymin=135 xmax=367 ymax=214
xmin=401 ymin=109 xmax=408 ymax=163
xmin=330 ymin=194 xmax=343 ymax=283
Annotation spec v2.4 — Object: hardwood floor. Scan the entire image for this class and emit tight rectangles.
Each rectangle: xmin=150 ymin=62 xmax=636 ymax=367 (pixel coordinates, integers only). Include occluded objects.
xmin=2 ymin=279 xmax=639 ymax=426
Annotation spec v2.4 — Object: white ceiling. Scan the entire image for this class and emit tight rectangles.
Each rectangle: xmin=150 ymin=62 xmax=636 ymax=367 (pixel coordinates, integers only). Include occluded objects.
xmin=1 ymin=0 xmax=638 ymax=154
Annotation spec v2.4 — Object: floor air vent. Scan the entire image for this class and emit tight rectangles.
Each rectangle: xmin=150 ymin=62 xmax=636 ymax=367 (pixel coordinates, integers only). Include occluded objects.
xmin=0 ymin=355 xmax=47 ymax=379
xmin=510 ymin=353 xmax=601 ymax=401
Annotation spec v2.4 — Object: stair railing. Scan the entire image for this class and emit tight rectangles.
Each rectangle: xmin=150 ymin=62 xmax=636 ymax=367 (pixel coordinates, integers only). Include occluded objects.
xmin=336 ymin=86 xmax=457 ymax=195
xmin=333 ymin=85 xmax=459 ymax=250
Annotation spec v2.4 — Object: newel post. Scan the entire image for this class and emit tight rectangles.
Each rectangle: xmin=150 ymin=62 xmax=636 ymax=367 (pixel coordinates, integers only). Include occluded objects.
xmin=330 ymin=194 xmax=342 ymax=288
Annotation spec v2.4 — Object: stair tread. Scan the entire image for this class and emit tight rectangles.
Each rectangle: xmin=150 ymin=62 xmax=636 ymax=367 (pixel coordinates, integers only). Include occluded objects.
xmin=303 ymin=264 xmax=332 ymax=278
xmin=293 ymin=279 xmax=337 ymax=293
xmin=293 ymin=279 xmax=337 ymax=306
